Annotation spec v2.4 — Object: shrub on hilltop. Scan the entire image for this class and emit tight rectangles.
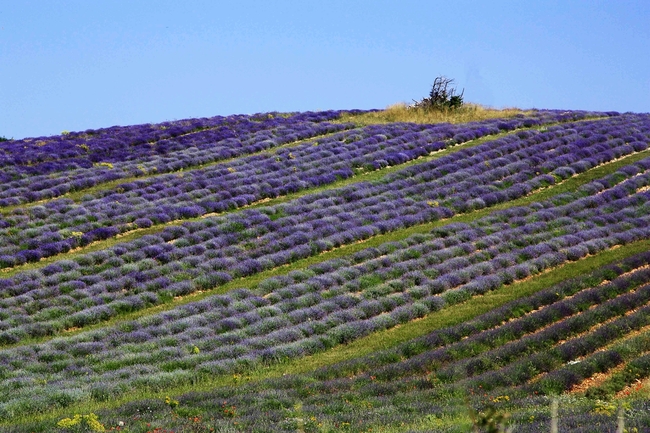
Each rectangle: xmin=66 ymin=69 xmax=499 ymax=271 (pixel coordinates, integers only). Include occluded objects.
xmin=412 ymin=75 xmax=465 ymax=111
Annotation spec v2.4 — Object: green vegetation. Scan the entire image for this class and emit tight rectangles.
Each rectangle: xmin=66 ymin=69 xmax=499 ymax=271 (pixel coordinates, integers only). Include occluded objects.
xmin=413 ymin=76 xmax=465 ymax=110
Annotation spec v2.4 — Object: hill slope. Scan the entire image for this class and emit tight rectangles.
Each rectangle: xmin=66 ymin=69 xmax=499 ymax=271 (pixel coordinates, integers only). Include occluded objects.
xmin=2 ymin=108 xmax=650 ymax=432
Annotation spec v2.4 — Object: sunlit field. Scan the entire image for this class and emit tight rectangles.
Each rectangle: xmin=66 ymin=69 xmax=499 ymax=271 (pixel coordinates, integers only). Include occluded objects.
xmin=1 ymin=107 xmax=650 ymax=432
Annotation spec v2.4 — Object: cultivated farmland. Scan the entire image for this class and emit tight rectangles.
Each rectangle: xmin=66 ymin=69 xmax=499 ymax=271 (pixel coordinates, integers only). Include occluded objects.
xmin=2 ymin=109 xmax=650 ymax=432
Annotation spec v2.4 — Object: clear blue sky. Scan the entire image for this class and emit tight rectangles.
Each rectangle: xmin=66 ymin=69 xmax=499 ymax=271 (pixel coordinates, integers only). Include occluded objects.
xmin=1 ymin=0 xmax=649 ymax=139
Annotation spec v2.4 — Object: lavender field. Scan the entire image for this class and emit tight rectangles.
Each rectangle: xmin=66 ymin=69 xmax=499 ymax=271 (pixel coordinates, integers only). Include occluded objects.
xmin=3 ymin=108 xmax=650 ymax=432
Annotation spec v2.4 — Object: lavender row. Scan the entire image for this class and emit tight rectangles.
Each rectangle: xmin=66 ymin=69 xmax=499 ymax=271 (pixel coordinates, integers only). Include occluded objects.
xmin=454 ymin=289 xmax=650 ymax=395
xmin=0 ymin=174 xmax=644 ymax=380
xmin=0 ymin=108 xmax=596 ymax=178
xmin=0 ymin=111 xmax=610 ymax=252
xmin=80 ymin=116 xmax=535 ymax=202
xmin=1 ymin=159 xmax=649 ymax=342
xmin=5 ymin=172 xmax=644 ymax=330
xmin=1 ymin=201 xmax=639 ymax=345
xmin=0 ymin=110 xmax=346 ymax=174
xmin=0 ymin=108 xmax=584 ymax=205
xmin=0 ymin=113 xmax=354 ymax=206
xmin=164 ymin=255 xmax=650 ymax=433
xmin=362 ymin=266 xmax=650 ymax=384
xmin=438 ymin=280 xmax=650 ymax=386
xmin=4 ymin=118 xmax=344 ymax=199
xmin=380 ymin=114 xmax=650 ymax=212
xmin=0 ymin=119 xmax=504 ymax=252
xmin=310 ymin=251 xmax=650 ymax=383
xmin=1 ymin=114 xmax=647 ymax=266
xmin=0 ymin=157 xmax=647 ymax=330
xmin=581 ymin=336 xmax=650 ymax=399
xmin=0 ymin=230 xmax=649 ymax=420
xmin=529 ymin=327 xmax=650 ymax=397
xmin=268 ymin=291 xmax=650 ymax=431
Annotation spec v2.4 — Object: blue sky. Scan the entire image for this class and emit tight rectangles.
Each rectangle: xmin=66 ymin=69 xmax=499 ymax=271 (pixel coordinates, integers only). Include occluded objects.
xmin=1 ymin=0 xmax=649 ymax=139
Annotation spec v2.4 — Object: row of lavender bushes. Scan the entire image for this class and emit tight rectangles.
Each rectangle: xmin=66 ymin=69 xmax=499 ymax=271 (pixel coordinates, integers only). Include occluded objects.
xmin=0 ymin=111 xmax=348 ymax=175
xmin=1 ymin=164 xmax=650 ymax=418
xmin=0 ymin=109 xmax=599 ymax=206
xmin=0 ymin=113 xmax=648 ymax=267
xmin=10 ymin=252 xmax=650 ymax=432
xmin=1 ymin=144 xmax=650 ymax=345
xmin=0 ymin=111 xmax=355 ymax=206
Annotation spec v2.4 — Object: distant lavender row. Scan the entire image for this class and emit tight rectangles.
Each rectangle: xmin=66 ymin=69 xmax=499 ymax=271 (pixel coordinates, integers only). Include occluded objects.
xmin=0 ymin=112 xmax=354 ymax=205
xmin=0 ymin=119 xmax=500 ymax=252
xmin=0 ymin=111 xmax=613 ymax=248
xmin=0 ymin=145 xmax=648 ymax=322
xmin=0 ymin=110 xmax=347 ymax=173
xmin=0 ymin=190 xmax=649 ymax=417
xmin=1 ymin=146 xmax=649 ymax=340
xmin=0 ymin=108 xmax=580 ymax=205
xmin=1 ymin=113 xmax=647 ymax=266
xmin=0 ymin=108 xmax=599 ymax=177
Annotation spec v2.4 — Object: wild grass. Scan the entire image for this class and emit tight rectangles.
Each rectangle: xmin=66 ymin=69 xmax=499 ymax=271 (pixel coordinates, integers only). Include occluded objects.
xmin=337 ymin=102 xmax=530 ymax=126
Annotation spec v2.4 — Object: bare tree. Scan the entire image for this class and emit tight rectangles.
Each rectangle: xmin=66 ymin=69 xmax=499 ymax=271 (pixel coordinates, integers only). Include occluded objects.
xmin=412 ymin=76 xmax=464 ymax=110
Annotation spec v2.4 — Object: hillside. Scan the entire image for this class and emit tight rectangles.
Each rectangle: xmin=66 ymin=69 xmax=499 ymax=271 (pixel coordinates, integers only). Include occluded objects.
xmin=2 ymin=107 xmax=650 ymax=432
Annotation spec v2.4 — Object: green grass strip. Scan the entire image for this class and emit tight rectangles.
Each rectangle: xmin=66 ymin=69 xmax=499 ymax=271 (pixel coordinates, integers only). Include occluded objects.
xmin=6 ymin=237 xmax=650 ymax=428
